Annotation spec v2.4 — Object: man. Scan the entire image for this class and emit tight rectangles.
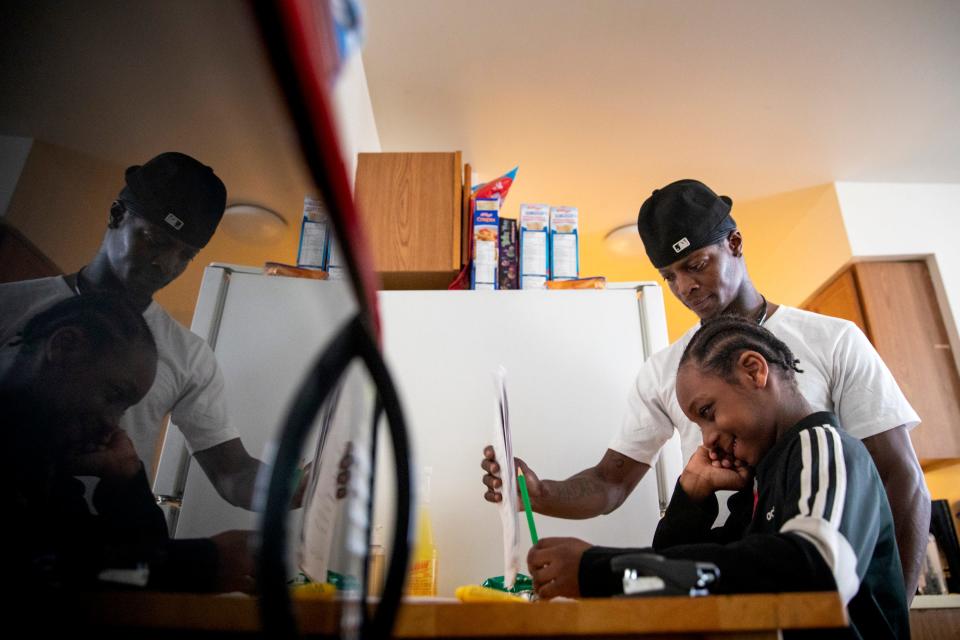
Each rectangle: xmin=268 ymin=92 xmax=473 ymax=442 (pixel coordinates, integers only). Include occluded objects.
xmin=0 ymin=152 xmax=263 ymax=509
xmin=482 ymin=179 xmax=928 ymax=595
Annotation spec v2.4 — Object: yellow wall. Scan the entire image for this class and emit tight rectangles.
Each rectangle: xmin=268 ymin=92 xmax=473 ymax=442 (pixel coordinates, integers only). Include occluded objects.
xmin=924 ymin=460 xmax=960 ymax=540
xmin=580 ymin=183 xmax=853 ymax=342
xmin=6 ymin=141 xmax=124 ymax=274
xmin=6 ymin=141 xmax=301 ymax=326
xmin=735 ymin=184 xmax=852 ymax=311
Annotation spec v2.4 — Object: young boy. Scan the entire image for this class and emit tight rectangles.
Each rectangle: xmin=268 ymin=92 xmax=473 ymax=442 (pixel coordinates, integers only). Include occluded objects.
xmin=529 ymin=317 xmax=908 ymax=639
xmin=2 ymin=294 xmax=254 ymax=592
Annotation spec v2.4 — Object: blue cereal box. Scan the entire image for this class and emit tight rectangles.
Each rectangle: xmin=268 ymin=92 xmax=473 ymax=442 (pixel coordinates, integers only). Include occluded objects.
xmin=326 ymin=234 xmax=345 ymax=280
xmin=519 ymin=204 xmax=550 ymax=289
xmin=297 ymin=196 xmax=330 ymax=270
xmin=498 ymin=218 xmax=519 ymax=290
xmin=549 ymin=206 xmax=579 ymax=281
xmin=471 ymin=196 xmax=500 ymax=290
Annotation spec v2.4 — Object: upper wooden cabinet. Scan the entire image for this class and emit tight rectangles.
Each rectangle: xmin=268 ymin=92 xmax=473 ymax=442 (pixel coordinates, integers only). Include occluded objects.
xmin=354 ymin=152 xmax=465 ymax=289
xmin=803 ymin=260 xmax=960 ymax=460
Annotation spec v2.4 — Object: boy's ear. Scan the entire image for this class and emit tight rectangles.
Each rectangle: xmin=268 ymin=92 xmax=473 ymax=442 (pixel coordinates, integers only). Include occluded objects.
xmin=737 ymin=350 xmax=768 ymax=389
xmin=45 ymin=326 xmax=91 ymax=367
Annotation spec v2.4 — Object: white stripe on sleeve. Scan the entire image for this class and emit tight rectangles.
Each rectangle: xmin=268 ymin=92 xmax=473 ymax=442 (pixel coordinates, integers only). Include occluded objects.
xmin=827 ymin=427 xmax=847 ymax=525
xmin=781 ymin=425 xmax=859 ymax=603
xmin=798 ymin=429 xmax=813 ymax=516
xmin=811 ymin=427 xmax=831 ymax=519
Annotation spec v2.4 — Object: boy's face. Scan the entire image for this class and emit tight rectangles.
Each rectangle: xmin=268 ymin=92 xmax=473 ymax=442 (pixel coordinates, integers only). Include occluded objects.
xmin=42 ymin=331 xmax=156 ymax=456
xmin=675 ymin=363 xmax=777 ymax=467
xmin=657 ymin=234 xmax=745 ymax=321
xmin=104 ymin=209 xmax=199 ymax=299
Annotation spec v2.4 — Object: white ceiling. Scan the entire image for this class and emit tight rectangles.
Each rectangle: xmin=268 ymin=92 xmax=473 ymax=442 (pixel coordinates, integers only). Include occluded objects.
xmin=2 ymin=1 xmax=959 ymax=237
xmin=362 ymin=0 xmax=960 ymax=231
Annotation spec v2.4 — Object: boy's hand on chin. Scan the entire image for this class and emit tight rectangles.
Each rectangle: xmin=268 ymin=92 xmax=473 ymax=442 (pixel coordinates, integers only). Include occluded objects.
xmin=64 ymin=429 xmax=142 ymax=481
xmin=680 ymin=446 xmax=752 ymax=502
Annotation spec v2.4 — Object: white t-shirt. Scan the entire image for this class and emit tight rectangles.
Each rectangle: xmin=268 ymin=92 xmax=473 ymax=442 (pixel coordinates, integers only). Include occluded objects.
xmin=0 ymin=276 xmax=239 ymax=464
xmin=611 ymin=305 xmax=920 ymax=466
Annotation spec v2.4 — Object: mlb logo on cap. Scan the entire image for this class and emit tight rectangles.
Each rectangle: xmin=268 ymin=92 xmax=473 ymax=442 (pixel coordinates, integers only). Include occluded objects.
xmin=122 ymin=152 xmax=226 ymax=248
xmin=672 ymin=237 xmax=690 ymax=253
xmin=164 ymin=212 xmax=185 ymax=230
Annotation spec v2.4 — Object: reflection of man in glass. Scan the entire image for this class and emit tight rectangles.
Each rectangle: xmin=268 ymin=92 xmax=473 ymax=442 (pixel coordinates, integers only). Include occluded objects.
xmin=0 ymin=152 xmax=265 ymax=508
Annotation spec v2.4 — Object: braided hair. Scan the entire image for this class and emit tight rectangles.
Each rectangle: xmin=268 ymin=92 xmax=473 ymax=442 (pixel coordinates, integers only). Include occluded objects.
xmin=679 ymin=315 xmax=803 ymax=384
xmin=16 ymin=293 xmax=156 ymax=357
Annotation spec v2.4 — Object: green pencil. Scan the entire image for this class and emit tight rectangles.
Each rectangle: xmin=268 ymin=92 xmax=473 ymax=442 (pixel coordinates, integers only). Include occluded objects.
xmin=517 ymin=467 xmax=539 ymax=544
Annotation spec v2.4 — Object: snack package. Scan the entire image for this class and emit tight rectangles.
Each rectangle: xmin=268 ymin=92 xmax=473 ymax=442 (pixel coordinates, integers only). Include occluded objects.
xmin=297 ymin=196 xmax=330 ymax=270
xmin=498 ymin=218 xmax=519 ymax=290
xmin=549 ymin=206 xmax=579 ymax=281
xmin=519 ymin=204 xmax=550 ymax=289
xmin=264 ymin=262 xmax=329 ymax=280
xmin=545 ymin=276 xmax=605 ymax=290
xmin=473 ymin=166 xmax=518 ymax=201
xmin=471 ymin=196 xmax=500 ymax=290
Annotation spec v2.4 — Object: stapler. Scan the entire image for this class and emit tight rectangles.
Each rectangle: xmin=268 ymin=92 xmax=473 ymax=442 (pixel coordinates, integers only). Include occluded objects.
xmin=611 ymin=553 xmax=719 ymax=597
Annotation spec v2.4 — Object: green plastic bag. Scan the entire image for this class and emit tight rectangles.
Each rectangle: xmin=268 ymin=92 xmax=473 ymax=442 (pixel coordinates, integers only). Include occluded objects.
xmin=482 ymin=573 xmax=534 ymax=594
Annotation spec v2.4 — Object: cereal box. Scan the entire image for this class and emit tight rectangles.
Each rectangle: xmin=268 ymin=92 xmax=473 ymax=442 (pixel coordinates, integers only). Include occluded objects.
xmin=519 ymin=204 xmax=550 ymax=289
xmin=326 ymin=234 xmax=346 ymax=280
xmin=549 ymin=206 xmax=579 ymax=281
xmin=297 ymin=196 xmax=330 ymax=270
xmin=471 ymin=197 xmax=500 ymax=290
xmin=498 ymin=218 xmax=519 ymax=290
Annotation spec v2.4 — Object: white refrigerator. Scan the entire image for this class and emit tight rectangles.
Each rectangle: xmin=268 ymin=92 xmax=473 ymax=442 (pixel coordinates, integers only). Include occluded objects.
xmin=153 ymin=265 xmax=683 ymax=596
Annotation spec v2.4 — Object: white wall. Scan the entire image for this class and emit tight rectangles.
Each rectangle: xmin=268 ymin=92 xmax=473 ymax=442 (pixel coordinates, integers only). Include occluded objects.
xmin=331 ymin=53 xmax=381 ymax=185
xmin=835 ymin=181 xmax=960 ymax=363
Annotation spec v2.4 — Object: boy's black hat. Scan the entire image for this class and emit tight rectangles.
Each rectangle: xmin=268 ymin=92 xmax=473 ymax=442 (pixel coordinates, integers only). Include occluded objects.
xmin=121 ymin=152 xmax=227 ymax=249
xmin=636 ymin=179 xmax=737 ymax=268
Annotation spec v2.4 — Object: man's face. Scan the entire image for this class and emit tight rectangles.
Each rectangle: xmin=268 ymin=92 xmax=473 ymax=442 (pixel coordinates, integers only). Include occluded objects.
xmin=44 ymin=335 xmax=157 ymax=456
xmin=104 ymin=208 xmax=199 ymax=298
xmin=675 ymin=362 xmax=777 ymax=467
xmin=657 ymin=234 xmax=744 ymax=320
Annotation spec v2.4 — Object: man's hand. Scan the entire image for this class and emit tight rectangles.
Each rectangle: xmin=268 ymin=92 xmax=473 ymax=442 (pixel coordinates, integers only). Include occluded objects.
xmin=481 ymin=445 xmax=541 ymax=509
xmin=210 ymin=529 xmax=257 ymax=593
xmin=291 ymin=443 xmax=354 ymax=509
xmin=527 ymin=537 xmax=592 ymax=599
xmin=291 ymin=460 xmax=314 ymax=508
xmin=64 ymin=429 xmax=142 ymax=480
xmin=679 ymin=446 xmax=752 ymax=502
xmin=336 ymin=442 xmax=353 ymax=500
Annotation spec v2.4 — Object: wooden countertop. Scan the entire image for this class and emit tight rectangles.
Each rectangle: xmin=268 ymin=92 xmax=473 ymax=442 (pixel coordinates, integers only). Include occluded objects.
xmin=76 ymin=590 xmax=847 ymax=638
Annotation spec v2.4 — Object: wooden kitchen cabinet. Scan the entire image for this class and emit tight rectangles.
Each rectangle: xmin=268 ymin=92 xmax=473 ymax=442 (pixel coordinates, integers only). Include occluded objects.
xmin=354 ymin=152 xmax=465 ymax=289
xmin=803 ymin=260 xmax=960 ymax=460
xmin=0 ymin=223 xmax=61 ymax=283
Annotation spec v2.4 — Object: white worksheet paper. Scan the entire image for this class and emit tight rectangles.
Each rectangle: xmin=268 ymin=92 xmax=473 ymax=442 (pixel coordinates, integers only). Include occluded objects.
xmin=492 ymin=365 xmax=520 ymax=588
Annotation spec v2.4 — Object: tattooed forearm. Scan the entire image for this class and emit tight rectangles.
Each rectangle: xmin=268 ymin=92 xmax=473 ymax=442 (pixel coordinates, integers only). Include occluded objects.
xmin=547 ymin=475 xmax=606 ymax=500
xmin=531 ymin=450 xmax=650 ymax=520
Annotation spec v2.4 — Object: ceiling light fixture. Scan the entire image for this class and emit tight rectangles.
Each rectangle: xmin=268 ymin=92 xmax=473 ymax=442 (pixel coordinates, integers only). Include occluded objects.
xmin=221 ymin=203 xmax=289 ymax=245
xmin=603 ymin=223 xmax=644 ymax=257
